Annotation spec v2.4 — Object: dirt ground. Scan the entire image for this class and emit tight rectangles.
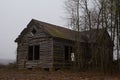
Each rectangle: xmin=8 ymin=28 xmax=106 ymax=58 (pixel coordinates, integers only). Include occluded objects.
xmin=0 ymin=68 xmax=119 ymax=80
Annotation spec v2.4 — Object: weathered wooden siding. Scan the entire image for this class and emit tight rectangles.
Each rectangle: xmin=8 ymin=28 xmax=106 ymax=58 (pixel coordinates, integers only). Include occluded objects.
xmin=16 ymin=22 xmax=113 ymax=70
xmin=53 ymin=38 xmax=74 ymax=68
xmin=17 ymin=25 xmax=53 ymax=69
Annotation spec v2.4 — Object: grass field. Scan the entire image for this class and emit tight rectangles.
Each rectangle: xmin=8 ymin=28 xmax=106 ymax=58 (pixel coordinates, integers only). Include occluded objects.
xmin=0 ymin=68 xmax=119 ymax=80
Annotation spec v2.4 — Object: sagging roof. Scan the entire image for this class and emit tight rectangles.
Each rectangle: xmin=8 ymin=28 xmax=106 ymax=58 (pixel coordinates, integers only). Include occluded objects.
xmin=15 ymin=19 xmax=109 ymax=43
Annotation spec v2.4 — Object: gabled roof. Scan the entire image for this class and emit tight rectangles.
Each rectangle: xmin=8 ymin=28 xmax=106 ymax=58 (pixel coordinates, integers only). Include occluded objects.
xmin=15 ymin=19 xmax=111 ymax=43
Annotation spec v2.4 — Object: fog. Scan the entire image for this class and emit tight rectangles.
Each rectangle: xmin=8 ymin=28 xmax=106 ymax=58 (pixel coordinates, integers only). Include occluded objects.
xmin=0 ymin=0 xmax=65 ymax=60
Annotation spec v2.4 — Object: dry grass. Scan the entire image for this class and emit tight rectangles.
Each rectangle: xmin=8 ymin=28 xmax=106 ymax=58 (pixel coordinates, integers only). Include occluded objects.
xmin=0 ymin=68 xmax=119 ymax=80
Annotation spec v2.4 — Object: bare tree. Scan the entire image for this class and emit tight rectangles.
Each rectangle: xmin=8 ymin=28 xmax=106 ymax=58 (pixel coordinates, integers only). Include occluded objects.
xmin=64 ymin=0 xmax=120 ymax=73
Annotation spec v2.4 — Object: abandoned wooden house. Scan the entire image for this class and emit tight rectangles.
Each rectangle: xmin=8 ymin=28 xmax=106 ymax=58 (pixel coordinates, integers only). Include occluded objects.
xmin=15 ymin=19 xmax=113 ymax=70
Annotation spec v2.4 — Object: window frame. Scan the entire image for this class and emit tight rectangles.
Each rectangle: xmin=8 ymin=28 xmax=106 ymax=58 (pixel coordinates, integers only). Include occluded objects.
xmin=64 ymin=45 xmax=73 ymax=61
xmin=28 ymin=45 xmax=40 ymax=61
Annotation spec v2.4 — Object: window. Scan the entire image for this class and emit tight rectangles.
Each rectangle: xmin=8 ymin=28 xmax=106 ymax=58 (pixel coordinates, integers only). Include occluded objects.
xmin=31 ymin=28 xmax=37 ymax=35
xmin=28 ymin=46 xmax=33 ymax=60
xmin=34 ymin=45 xmax=40 ymax=60
xmin=64 ymin=46 xmax=73 ymax=61
xmin=65 ymin=46 xmax=69 ymax=61
xmin=28 ymin=45 xmax=40 ymax=60
xmin=70 ymin=46 xmax=73 ymax=53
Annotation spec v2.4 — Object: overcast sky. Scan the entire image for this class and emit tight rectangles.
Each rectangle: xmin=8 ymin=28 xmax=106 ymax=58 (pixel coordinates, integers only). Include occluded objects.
xmin=0 ymin=0 xmax=65 ymax=60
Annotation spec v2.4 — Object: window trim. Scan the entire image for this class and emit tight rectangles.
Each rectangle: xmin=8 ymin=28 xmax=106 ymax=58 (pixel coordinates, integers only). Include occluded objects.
xmin=28 ymin=45 xmax=40 ymax=61
xmin=64 ymin=45 xmax=73 ymax=61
